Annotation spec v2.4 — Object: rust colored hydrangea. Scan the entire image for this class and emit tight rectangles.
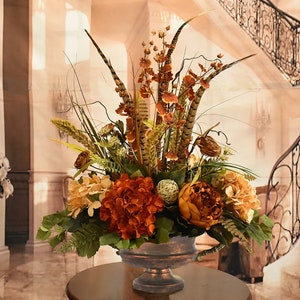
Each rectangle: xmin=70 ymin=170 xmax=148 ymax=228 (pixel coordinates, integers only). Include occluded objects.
xmin=100 ymin=174 xmax=164 ymax=240
xmin=178 ymin=181 xmax=223 ymax=230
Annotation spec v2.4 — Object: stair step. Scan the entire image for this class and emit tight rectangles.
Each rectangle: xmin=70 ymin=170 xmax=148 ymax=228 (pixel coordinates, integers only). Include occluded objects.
xmin=248 ymin=282 xmax=299 ymax=300
xmin=281 ymin=265 xmax=300 ymax=298
xmin=248 ymin=282 xmax=298 ymax=300
xmin=249 ymin=264 xmax=300 ymax=299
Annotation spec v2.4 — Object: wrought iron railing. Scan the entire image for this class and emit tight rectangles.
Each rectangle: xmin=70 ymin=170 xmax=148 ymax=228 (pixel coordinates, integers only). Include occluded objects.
xmin=264 ymin=135 xmax=300 ymax=264
xmin=216 ymin=0 xmax=300 ymax=86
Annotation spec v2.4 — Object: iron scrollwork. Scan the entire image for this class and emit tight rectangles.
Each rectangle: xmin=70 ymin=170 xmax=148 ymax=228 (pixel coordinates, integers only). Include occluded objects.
xmin=217 ymin=0 xmax=300 ymax=86
xmin=264 ymin=135 xmax=300 ymax=264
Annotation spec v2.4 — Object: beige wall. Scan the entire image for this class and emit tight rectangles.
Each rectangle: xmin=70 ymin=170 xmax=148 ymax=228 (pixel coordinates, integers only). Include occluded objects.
xmin=26 ymin=0 xmax=93 ymax=250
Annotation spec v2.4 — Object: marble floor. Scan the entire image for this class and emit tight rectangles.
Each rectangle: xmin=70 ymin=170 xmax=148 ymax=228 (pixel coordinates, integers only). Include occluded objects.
xmin=0 ymin=243 xmax=293 ymax=300
xmin=0 ymin=244 xmax=122 ymax=300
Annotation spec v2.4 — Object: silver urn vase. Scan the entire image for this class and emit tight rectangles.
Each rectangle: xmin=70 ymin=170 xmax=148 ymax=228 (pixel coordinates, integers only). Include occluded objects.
xmin=119 ymin=236 xmax=197 ymax=294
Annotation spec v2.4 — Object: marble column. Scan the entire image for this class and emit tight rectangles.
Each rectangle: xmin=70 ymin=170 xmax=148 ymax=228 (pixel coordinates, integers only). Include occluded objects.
xmin=0 ymin=0 xmax=10 ymax=271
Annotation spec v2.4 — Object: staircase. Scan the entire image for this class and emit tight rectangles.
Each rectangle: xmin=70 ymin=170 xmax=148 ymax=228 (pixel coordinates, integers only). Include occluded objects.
xmin=248 ymin=240 xmax=300 ymax=299
xmin=216 ymin=0 xmax=300 ymax=86
xmin=245 ymin=135 xmax=300 ymax=299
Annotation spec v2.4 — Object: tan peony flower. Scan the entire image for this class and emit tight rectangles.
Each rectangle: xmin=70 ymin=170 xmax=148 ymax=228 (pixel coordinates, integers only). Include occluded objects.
xmin=178 ymin=181 xmax=223 ymax=230
xmin=213 ymin=171 xmax=260 ymax=223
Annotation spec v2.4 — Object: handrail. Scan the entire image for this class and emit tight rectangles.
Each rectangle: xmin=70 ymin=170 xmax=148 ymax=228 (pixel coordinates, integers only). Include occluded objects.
xmin=264 ymin=135 xmax=300 ymax=264
xmin=216 ymin=0 xmax=300 ymax=86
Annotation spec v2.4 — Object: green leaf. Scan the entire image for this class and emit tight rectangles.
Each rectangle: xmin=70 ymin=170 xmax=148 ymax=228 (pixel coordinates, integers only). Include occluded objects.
xmin=123 ymin=163 xmax=148 ymax=177
xmin=40 ymin=226 xmax=49 ymax=232
xmin=246 ymin=214 xmax=274 ymax=244
xmin=130 ymin=169 xmax=145 ymax=178
xmin=49 ymin=231 xmax=66 ymax=248
xmin=84 ymin=239 xmax=100 ymax=258
xmin=197 ymin=243 xmax=226 ymax=260
xmin=251 ymin=210 xmax=260 ymax=223
xmin=60 ymin=219 xmax=107 ymax=258
xmin=155 ymin=228 xmax=170 ymax=243
xmin=130 ymin=237 xmax=147 ymax=249
xmin=207 ymin=224 xmax=233 ymax=246
xmin=36 ymin=227 xmax=51 ymax=240
xmin=245 ymin=223 xmax=264 ymax=245
xmin=155 ymin=216 xmax=174 ymax=232
xmin=100 ymin=232 xmax=121 ymax=246
xmin=115 ymin=239 xmax=130 ymax=249
xmin=67 ymin=210 xmax=92 ymax=232
xmin=51 ymin=138 xmax=85 ymax=153
xmin=36 ymin=210 xmax=71 ymax=242
xmin=261 ymin=214 xmax=274 ymax=228
xmin=41 ymin=209 xmax=69 ymax=229
xmin=143 ymin=119 xmax=155 ymax=129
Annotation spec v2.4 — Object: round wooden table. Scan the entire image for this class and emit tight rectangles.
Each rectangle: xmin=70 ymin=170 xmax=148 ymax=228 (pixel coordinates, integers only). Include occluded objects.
xmin=66 ymin=262 xmax=251 ymax=300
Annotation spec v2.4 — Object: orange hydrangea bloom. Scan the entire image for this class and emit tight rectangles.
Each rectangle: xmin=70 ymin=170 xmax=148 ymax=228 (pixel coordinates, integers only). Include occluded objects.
xmin=100 ymin=174 xmax=164 ymax=240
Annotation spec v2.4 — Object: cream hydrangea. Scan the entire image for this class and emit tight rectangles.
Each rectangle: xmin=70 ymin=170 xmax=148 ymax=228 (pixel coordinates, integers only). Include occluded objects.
xmin=68 ymin=174 xmax=112 ymax=218
xmin=213 ymin=171 xmax=260 ymax=223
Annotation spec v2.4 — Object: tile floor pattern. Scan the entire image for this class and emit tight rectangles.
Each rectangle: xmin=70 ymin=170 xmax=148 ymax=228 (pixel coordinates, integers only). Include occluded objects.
xmin=0 ymin=244 xmax=111 ymax=300
xmin=0 ymin=244 xmax=288 ymax=300
xmin=1 ymin=246 xmax=74 ymax=299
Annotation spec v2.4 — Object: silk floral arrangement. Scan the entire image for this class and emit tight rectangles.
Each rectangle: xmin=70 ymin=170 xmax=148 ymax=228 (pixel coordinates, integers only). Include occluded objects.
xmin=37 ymin=16 xmax=273 ymax=259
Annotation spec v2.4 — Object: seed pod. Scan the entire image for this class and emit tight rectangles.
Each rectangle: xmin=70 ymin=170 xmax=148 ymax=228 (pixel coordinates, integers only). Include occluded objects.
xmin=74 ymin=150 xmax=90 ymax=169
xmin=196 ymin=135 xmax=221 ymax=157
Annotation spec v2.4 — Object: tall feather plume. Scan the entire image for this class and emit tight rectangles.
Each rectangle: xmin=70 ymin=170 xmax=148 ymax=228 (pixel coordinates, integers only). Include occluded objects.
xmin=85 ymin=30 xmax=146 ymax=164
xmin=137 ymin=95 xmax=151 ymax=167
xmin=177 ymin=54 xmax=256 ymax=160
xmin=84 ymin=30 xmax=133 ymax=110
xmin=154 ymin=14 xmax=207 ymax=166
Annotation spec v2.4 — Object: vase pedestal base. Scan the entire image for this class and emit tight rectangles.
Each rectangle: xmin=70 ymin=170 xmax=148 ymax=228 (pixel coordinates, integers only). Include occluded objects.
xmin=133 ymin=267 xmax=183 ymax=294
xmin=119 ymin=237 xmax=197 ymax=294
